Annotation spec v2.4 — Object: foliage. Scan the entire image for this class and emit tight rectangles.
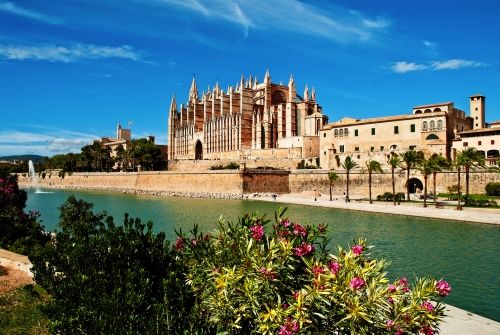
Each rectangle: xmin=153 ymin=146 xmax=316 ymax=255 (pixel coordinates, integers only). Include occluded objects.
xmin=210 ymin=162 xmax=241 ymax=170
xmin=446 ymin=184 xmax=459 ymax=194
xmin=175 ymin=207 xmax=450 ymax=335
xmin=0 ymin=284 xmax=50 ymax=335
xmin=30 ymin=196 xmax=194 ymax=335
xmin=315 ymin=157 xmax=320 ymax=167
xmin=340 ymin=156 xmax=359 ymax=198
xmin=460 ymin=195 xmax=498 ymax=207
xmin=0 ymin=174 xmax=50 ymax=256
xmin=324 ymin=170 xmax=340 ymax=201
xmin=297 ymin=160 xmax=320 ymax=169
xmin=399 ymin=150 xmax=424 ymax=201
xmin=485 ymin=182 xmax=500 ymax=196
xmin=57 ymin=170 xmax=65 ymax=179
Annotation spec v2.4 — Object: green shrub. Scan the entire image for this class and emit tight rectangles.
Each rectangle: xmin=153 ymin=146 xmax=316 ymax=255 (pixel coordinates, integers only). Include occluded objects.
xmin=41 ymin=172 xmax=46 ymax=179
xmin=30 ymin=196 xmax=194 ymax=334
xmin=485 ymin=182 xmax=500 ymax=196
xmin=58 ymin=170 xmax=65 ymax=179
xmin=175 ymin=207 xmax=450 ymax=335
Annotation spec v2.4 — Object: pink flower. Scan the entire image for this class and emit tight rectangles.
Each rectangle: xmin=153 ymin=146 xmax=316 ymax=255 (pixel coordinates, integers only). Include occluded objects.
xmin=388 ymin=297 xmax=394 ymax=303
xmin=269 ymin=273 xmax=276 ymax=279
xmin=283 ymin=303 xmax=288 ymax=310
xmin=387 ymin=320 xmax=394 ymax=328
xmin=278 ymin=318 xmax=300 ymax=335
xmin=317 ymin=224 xmax=326 ymax=233
xmin=294 ymin=242 xmax=315 ymax=256
xmin=351 ymin=245 xmax=363 ymax=256
xmin=191 ymin=239 xmax=197 ymax=245
xmin=435 ymin=281 xmax=451 ymax=297
xmin=174 ymin=237 xmax=185 ymax=251
xmin=396 ymin=330 xmax=403 ymax=335
xmin=349 ymin=277 xmax=365 ymax=290
xmin=422 ymin=325 xmax=434 ymax=335
xmin=327 ymin=261 xmax=340 ymax=275
xmin=293 ymin=223 xmax=307 ymax=236
xmin=398 ymin=278 xmax=407 ymax=286
xmin=259 ymin=268 xmax=266 ymax=273
xmin=320 ymin=285 xmax=325 ymax=290
xmin=420 ymin=301 xmax=434 ymax=311
xmin=279 ymin=219 xmax=291 ymax=227
xmin=250 ymin=225 xmax=264 ymax=240
xmin=403 ymin=286 xmax=409 ymax=293
xmin=312 ymin=265 xmax=324 ymax=278
xmin=388 ymin=284 xmax=396 ymax=292
xmin=293 ymin=292 xmax=299 ymax=299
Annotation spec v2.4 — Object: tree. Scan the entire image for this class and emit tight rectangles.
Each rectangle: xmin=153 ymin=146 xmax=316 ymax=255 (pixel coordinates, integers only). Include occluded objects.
xmin=67 ymin=152 xmax=76 ymax=172
xmin=415 ymin=157 xmax=437 ymax=208
xmin=325 ymin=170 xmax=340 ymax=201
xmin=387 ymin=155 xmax=401 ymax=206
xmin=42 ymin=156 xmax=54 ymax=173
xmin=365 ymin=160 xmax=384 ymax=204
xmin=399 ymin=150 xmax=424 ymax=201
xmin=30 ymin=196 xmax=194 ymax=334
xmin=429 ymin=155 xmax=450 ymax=205
xmin=452 ymin=153 xmax=466 ymax=210
xmin=340 ymin=156 xmax=359 ymax=200
xmin=115 ymin=144 xmax=125 ymax=171
xmin=459 ymin=147 xmax=487 ymax=198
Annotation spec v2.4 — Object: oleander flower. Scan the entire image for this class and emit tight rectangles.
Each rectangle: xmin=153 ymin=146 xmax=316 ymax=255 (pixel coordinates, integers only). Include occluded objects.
xmin=351 ymin=245 xmax=363 ymax=256
xmin=250 ymin=225 xmax=264 ymax=240
xmin=349 ymin=277 xmax=365 ymax=290
xmin=435 ymin=281 xmax=451 ymax=297
xmin=420 ymin=301 xmax=434 ymax=311
xmin=327 ymin=261 xmax=340 ymax=275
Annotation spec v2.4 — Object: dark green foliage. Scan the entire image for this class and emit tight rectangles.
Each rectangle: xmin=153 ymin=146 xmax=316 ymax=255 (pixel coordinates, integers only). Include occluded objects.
xmin=30 ymin=196 xmax=195 ymax=334
xmin=209 ymin=162 xmax=240 ymax=170
xmin=461 ymin=195 xmax=498 ymax=207
xmin=0 ymin=174 xmax=50 ymax=256
xmin=297 ymin=159 xmax=320 ymax=169
xmin=485 ymin=182 xmax=500 ymax=196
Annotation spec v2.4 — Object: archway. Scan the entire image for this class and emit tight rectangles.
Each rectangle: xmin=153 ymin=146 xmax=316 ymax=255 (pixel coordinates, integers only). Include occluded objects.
xmin=407 ymin=177 xmax=423 ymax=195
xmin=195 ymin=140 xmax=203 ymax=160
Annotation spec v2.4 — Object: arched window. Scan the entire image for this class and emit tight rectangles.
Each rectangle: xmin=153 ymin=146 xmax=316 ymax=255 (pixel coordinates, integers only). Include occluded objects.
xmin=334 ymin=129 xmax=338 ymax=137
xmin=423 ymin=121 xmax=428 ymax=130
xmin=426 ymin=134 xmax=439 ymax=140
xmin=437 ymin=120 xmax=443 ymax=130
xmin=339 ymin=129 xmax=344 ymax=137
xmin=430 ymin=120 xmax=436 ymax=129
xmin=344 ymin=128 xmax=348 ymax=136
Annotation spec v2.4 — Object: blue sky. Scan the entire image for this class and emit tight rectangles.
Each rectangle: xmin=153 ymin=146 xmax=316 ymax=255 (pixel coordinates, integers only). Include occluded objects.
xmin=1 ymin=0 xmax=499 ymax=156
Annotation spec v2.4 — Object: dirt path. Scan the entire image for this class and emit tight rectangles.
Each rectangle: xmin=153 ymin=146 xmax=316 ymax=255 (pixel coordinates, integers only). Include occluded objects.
xmin=0 ymin=249 xmax=34 ymax=292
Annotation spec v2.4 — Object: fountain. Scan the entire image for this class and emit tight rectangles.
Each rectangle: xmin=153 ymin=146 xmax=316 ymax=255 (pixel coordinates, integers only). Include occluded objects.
xmin=28 ymin=160 xmax=41 ymax=192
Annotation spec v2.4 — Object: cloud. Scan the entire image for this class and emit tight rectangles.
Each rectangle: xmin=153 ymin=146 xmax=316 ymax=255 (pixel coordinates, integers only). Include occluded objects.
xmin=391 ymin=59 xmax=486 ymax=73
xmin=161 ymin=0 xmax=391 ymax=43
xmin=392 ymin=61 xmax=428 ymax=73
xmin=0 ymin=44 xmax=145 ymax=63
xmin=0 ymin=2 xmax=63 ymax=24
xmin=46 ymin=138 xmax=89 ymax=152
xmin=91 ymin=73 xmax=112 ymax=78
xmin=423 ymin=40 xmax=436 ymax=48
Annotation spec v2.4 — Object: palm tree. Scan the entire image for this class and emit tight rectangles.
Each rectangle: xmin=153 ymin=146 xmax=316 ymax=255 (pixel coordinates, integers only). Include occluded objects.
xmin=366 ymin=160 xmax=384 ymax=204
xmin=67 ymin=153 xmax=76 ymax=172
xmin=326 ymin=170 xmax=340 ymax=201
xmin=387 ymin=155 xmax=401 ymax=206
xmin=452 ymin=153 xmax=466 ymax=210
xmin=459 ymin=147 xmax=487 ymax=198
xmin=399 ymin=150 xmax=424 ymax=201
xmin=415 ymin=157 xmax=437 ymax=208
xmin=429 ymin=155 xmax=450 ymax=205
xmin=340 ymin=156 xmax=359 ymax=200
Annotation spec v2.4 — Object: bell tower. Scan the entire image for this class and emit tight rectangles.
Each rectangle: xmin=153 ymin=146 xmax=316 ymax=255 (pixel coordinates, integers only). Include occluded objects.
xmin=470 ymin=94 xmax=486 ymax=129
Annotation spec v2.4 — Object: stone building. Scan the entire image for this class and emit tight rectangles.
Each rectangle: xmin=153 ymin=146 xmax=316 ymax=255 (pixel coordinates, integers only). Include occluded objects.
xmin=319 ymin=97 xmax=476 ymax=169
xmin=167 ymin=71 xmax=328 ymax=162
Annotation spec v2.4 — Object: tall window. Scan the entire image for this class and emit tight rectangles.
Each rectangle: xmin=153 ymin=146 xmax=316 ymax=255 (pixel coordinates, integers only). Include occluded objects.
xmin=422 ymin=121 xmax=428 ymax=130
xmin=340 ymin=145 xmax=345 ymax=153
xmin=463 ymin=142 xmax=468 ymax=147
xmin=437 ymin=120 xmax=443 ymax=130
xmin=339 ymin=129 xmax=344 ymax=137
xmin=334 ymin=129 xmax=338 ymax=137
xmin=354 ymin=129 xmax=358 ymax=137
xmin=430 ymin=120 xmax=435 ymax=130
xmin=411 ymin=124 xmax=416 ymax=132
xmin=394 ymin=126 xmax=399 ymax=134
xmin=344 ymin=128 xmax=349 ymax=136
xmin=371 ymin=128 xmax=375 ymax=135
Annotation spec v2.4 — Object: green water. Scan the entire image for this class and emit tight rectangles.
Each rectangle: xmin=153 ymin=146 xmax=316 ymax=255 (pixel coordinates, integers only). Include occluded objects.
xmin=25 ymin=188 xmax=500 ymax=322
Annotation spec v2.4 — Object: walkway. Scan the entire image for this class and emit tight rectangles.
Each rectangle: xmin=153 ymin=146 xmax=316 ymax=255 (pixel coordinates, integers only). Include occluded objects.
xmin=260 ymin=193 xmax=500 ymax=334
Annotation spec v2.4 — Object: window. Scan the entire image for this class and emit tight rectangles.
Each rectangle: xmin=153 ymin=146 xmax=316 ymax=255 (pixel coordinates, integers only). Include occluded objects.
xmin=334 ymin=129 xmax=338 ymax=137
xmin=380 ymin=146 xmax=384 ymax=151
xmin=354 ymin=129 xmax=358 ymax=137
xmin=478 ymin=141 xmax=482 ymax=146
xmin=423 ymin=121 xmax=428 ymax=130
xmin=340 ymin=145 xmax=345 ymax=153
xmin=430 ymin=120 xmax=435 ymax=129
xmin=355 ymin=147 xmax=359 ymax=151
xmin=437 ymin=120 xmax=443 ymax=130
xmin=476 ymin=107 xmax=478 ymax=111
xmin=394 ymin=126 xmax=399 ymax=134
xmin=411 ymin=124 xmax=416 ymax=132
xmin=371 ymin=128 xmax=375 ymax=135
xmin=476 ymin=123 xmax=478 ymax=127
xmin=324 ymin=151 xmax=326 ymax=155
xmin=345 ymin=128 xmax=349 ymax=136
xmin=475 ymin=116 xmax=478 ymax=120
xmin=370 ymin=146 xmax=374 ymax=152
xmin=410 ymin=145 xmax=416 ymax=150
xmin=310 ymin=147 xmax=312 ymax=152
xmin=339 ymin=129 xmax=344 ymax=137
xmin=463 ymin=142 xmax=468 ymax=147
xmin=323 ymin=133 xmax=326 ymax=137
xmin=492 ymin=140 xmax=495 ymax=145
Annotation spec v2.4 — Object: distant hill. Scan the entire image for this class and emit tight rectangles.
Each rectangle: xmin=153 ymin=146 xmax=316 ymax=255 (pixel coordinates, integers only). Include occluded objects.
xmin=0 ymin=155 xmax=44 ymax=163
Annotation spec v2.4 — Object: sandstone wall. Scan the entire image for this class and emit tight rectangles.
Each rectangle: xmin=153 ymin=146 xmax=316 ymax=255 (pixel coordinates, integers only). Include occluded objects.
xmin=169 ymin=157 xmax=305 ymax=171
xmin=18 ymin=172 xmax=137 ymax=189
xmin=243 ymin=170 xmax=290 ymax=194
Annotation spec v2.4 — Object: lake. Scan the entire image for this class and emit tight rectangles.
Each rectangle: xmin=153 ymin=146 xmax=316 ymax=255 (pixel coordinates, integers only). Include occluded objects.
xmin=25 ymin=188 xmax=500 ymax=322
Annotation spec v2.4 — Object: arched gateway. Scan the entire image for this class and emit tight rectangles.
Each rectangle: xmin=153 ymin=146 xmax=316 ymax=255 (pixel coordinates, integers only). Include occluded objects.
xmin=195 ymin=140 xmax=203 ymax=160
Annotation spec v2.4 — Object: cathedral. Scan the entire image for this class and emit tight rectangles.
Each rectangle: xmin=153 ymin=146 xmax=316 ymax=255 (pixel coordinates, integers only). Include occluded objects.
xmin=168 ymin=71 xmax=328 ymax=161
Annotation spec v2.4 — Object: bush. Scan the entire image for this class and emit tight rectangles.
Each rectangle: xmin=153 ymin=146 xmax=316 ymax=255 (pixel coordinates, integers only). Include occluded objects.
xmin=58 ymin=170 xmax=65 ymax=179
xmin=485 ymin=182 xmax=500 ymax=196
xmin=210 ymin=162 xmax=240 ymax=170
xmin=0 ymin=174 xmax=50 ymax=255
xmin=174 ymin=207 xmax=450 ymax=335
xmin=30 ymin=196 xmax=194 ymax=335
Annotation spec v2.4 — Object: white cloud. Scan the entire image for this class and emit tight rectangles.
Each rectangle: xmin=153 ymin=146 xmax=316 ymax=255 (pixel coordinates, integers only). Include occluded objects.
xmin=46 ymin=138 xmax=89 ymax=152
xmin=423 ymin=40 xmax=436 ymax=48
xmin=392 ymin=61 xmax=428 ymax=73
xmin=0 ymin=44 xmax=144 ymax=63
xmin=91 ymin=73 xmax=111 ymax=78
xmin=391 ymin=59 xmax=487 ymax=73
xmin=431 ymin=59 xmax=486 ymax=70
xmin=0 ymin=2 xmax=63 ymax=25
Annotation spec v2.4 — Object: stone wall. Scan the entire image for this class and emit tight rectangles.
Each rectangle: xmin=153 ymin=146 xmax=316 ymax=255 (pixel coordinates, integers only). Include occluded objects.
xmin=243 ymin=170 xmax=290 ymax=194
xmin=169 ymin=157 xmax=306 ymax=171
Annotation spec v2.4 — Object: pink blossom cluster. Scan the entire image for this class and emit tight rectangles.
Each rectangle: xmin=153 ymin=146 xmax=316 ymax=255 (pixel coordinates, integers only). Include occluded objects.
xmin=349 ymin=277 xmax=365 ymax=290
xmin=312 ymin=265 xmax=324 ymax=278
xmin=420 ymin=301 xmax=434 ymax=311
xmin=386 ymin=320 xmax=394 ymax=328
xmin=250 ymin=225 xmax=264 ymax=240
xmin=292 ymin=223 xmax=307 ymax=237
xmin=0 ymin=182 xmax=14 ymax=196
xmin=398 ymin=278 xmax=409 ymax=292
xmin=435 ymin=281 xmax=451 ymax=297
xmin=278 ymin=219 xmax=291 ymax=228
xmin=351 ymin=245 xmax=363 ymax=256
xmin=388 ymin=284 xmax=396 ymax=292
xmin=293 ymin=242 xmax=315 ymax=256
xmin=421 ymin=325 xmax=435 ymax=335
xmin=258 ymin=267 xmax=276 ymax=279
xmin=327 ymin=261 xmax=340 ymax=275
xmin=174 ymin=237 xmax=185 ymax=251
xmin=278 ymin=317 xmax=300 ymax=335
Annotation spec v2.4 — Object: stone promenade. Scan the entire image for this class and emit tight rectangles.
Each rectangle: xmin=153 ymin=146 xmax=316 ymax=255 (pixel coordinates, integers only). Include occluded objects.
xmin=259 ymin=193 xmax=500 ymax=334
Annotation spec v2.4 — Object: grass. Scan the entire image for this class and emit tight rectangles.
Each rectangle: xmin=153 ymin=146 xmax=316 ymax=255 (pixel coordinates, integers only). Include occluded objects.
xmin=438 ymin=193 xmax=500 ymax=200
xmin=0 ymin=283 xmax=50 ymax=335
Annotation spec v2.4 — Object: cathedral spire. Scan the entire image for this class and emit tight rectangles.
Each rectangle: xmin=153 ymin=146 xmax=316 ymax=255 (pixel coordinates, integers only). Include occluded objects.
xmin=169 ymin=93 xmax=178 ymax=117
xmin=240 ymin=73 xmax=245 ymax=88
xmin=311 ymin=86 xmax=316 ymax=101
xmin=264 ymin=70 xmax=271 ymax=83
xmin=288 ymin=74 xmax=294 ymax=87
xmin=189 ymin=76 xmax=198 ymax=101
xmin=304 ymin=84 xmax=309 ymax=101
